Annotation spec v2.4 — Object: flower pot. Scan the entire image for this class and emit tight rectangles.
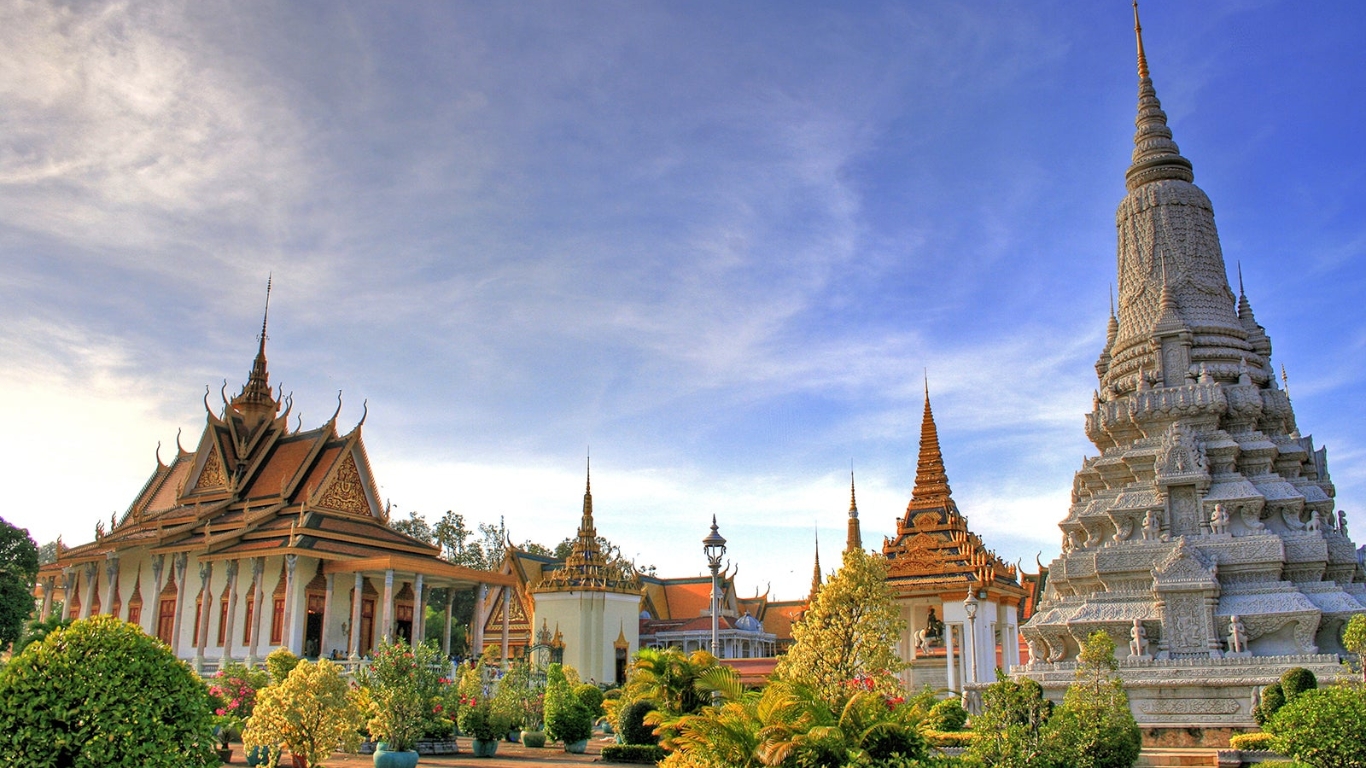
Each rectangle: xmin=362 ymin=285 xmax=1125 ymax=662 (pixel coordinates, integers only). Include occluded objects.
xmin=216 ymin=746 xmax=234 ymax=763
xmin=471 ymin=738 xmax=499 ymax=757
xmin=564 ymin=738 xmax=589 ymax=753
xmin=372 ymin=745 xmax=420 ymax=768
xmin=506 ymin=727 xmax=521 ymax=743
xmin=245 ymin=745 xmax=277 ymax=767
xmin=521 ymin=730 xmax=547 ymax=748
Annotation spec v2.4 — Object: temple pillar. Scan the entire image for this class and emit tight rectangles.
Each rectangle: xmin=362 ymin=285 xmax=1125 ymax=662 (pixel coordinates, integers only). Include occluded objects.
xmin=104 ymin=554 xmax=120 ymax=617
xmin=442 ymin=589 xmax=455 ymax=656
xmin=80 ymin=562 xmax=98 ymax=619
xmin=412 ymin=574 xmax=425 ymax=645
xmin=282 ymin=554 xmax=298 ymax=653
xmin=381 ymin=569 xmax=395 ymax=644
xmin=39 ymin=576 xmax=54 ymax=622
xmin=170 ymin=554 xmax=188 ymax=657
xmin=946 ymin=624 xmax=957 ymax=693
xmin=148 ymin=555 xmax=166 ymax=636
xmin=246 ymin=557 xmax=265 ymax=665
xmin=60 ymin=567 xmax=74 ymax=621
xmin=348 ymin=572 xmax=364 ymax=661
xmin=194 ymin=561 xmax=213 ymax=671
xmin=321 ymin=573 xmax=335 ymax=657
xmin=470 ymin=583 xmax=487 ymax=659
xmin=223 ymin=560 xmax=240 ymax=662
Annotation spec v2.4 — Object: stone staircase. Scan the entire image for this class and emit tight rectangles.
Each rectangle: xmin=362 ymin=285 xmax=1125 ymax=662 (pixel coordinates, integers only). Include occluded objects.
xmin=1135 ymin=748 xmax=1220 ymax=767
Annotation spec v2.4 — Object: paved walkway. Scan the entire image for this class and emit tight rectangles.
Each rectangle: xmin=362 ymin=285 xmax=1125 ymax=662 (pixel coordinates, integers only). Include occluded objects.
xmin=221 ymin=738 xmax=609 ymax=767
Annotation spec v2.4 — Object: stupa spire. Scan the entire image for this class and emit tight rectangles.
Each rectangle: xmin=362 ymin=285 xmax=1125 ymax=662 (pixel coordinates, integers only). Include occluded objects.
xmin=231 ymin=277 xmax=280 ymax=430
xmin=910 ymin=382 xmax=952 ymax=505
xmin=809 ymin=528 xmax=822 ymax=600
xmin=845 ymin=469 xmax=862 ymax=553
xmin=1125 ymin=1 xmax=1194 ymax=192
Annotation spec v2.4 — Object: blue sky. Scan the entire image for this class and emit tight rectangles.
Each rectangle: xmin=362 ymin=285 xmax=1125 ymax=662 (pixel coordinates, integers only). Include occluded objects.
xmin=3 ymin=0 xmax=1364 ymax=600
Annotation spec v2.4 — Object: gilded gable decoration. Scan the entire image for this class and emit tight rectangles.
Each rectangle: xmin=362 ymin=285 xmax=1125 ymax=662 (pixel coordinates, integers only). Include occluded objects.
xmin=316 ymin=451 xmax=370 ymax=516
xmin=197 ymin=448 xmax=228 ymax=490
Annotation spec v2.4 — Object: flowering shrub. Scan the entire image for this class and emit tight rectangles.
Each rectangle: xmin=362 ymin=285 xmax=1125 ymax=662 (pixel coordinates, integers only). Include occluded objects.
xmin=361 ymin=639 xmax=447 ymax=751
xmin=243 ymin=659 xmax=365 ymax=768
xmin=207 ymin=662 xmax=270 ymax=748
xmin=456 ymin=659 xmax=513 ymax=740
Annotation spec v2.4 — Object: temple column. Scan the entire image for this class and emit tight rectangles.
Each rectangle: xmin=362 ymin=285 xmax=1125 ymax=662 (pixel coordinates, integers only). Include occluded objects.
xmin=148 ymin=555 xmax=166 ymax=636
xmin=348 ymin=572 xmax=364 ymax=661
xmin=39 ymin=576 xmax=54 ymax=622
xmin=80 ymin=562 xmax=98 ymax=619
xmin=282 ymin=554 xmax=298 ymax=653
xmin=194 ymin=561 xmax=213 ymax=671
xmin=442 ymin=589 xmax=455 ymax=657
xmin=412 ymin=574 xmax=425 ymax=645
xmin=381 ymin=569 xmax=395 ymax=644
xmin=246 ymin=558 xmax=265 ymax=665
xmin=104 ymin=554 xmax=120 ymax=617
xmin=321 ymin=573 xmax=335 ymax=657
xmin=170 ymin=554 xmax=188 ymax=657
xmin=470 ymin=583 xmax=487 ymax=659
xmin=946 ymin=624 xmax=957 ymax=693
xmin=222 ymin=560 xmax=240 ymax=662
xmin=60 ymin=567 xmax=74 ymax=620
xmin=501 ymin=587 xmax=511 ymax=665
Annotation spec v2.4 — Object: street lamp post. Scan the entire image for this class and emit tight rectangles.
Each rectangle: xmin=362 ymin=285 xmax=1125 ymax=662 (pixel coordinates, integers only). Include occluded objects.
xmin=702 ymin=515 xmax=727 ymax=661
xmin=962 ymin=591 xmax=979 ymax=706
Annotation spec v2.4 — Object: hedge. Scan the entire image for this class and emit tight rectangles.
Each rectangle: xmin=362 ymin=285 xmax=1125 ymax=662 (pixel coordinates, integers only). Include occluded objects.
xmin=602 ymin=744 xmax=668 ymax=764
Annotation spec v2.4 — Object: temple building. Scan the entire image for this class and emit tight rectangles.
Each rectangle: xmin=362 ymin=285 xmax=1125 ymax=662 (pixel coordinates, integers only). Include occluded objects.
xmin=882 ymin=389 xmax=1026 ymax=693
xmin=478 ymin=467 xmax=801 ymax=685
xmin=1016 ymin=6 xmax=1366 ymax=734
xmin=35 ymin=293 xmax=515 ymax=672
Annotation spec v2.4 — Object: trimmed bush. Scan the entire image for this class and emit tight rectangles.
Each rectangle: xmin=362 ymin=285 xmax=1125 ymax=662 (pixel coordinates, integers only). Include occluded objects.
xmin=1255 ymin=682 xmax=1286 ymax=726
xmin=1279 ymin=667 xmax=1317 ymax=700
xmin=923 ymin=730 xmax=976 ymax=748
xmin=1267 ymin=684 xmax=1366 ymax=768
xmin=265 ymin=646 xmax=300 ymax=685
xmin=576 ymin=682 xmax=606 ymax=718
xmin=923 ymin=698 xmax=968 ymax=732
xmin=619 ymin=699 xmax=660 ymax=746
xmin=0 ymin=615 xmax=217 ymax=767
xmin=1227 ymin=732 xmax=1275 ymax=751
xmin=545 ymin=664 xmax=594 ymax=744
xmin=521 ymin=729 xmax=547 ymax=748
xmin=602 ymin=744 xmax=668 ymax=764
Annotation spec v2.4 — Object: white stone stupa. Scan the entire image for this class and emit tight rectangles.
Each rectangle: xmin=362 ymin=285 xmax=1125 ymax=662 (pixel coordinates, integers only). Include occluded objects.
xmin=1016 ymin=5 xmax=1366 ymax=733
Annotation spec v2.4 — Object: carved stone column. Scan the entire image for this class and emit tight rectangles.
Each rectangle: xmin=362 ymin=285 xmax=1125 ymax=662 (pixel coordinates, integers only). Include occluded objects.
xmin=80 ymin=562 xmax=98 ymax=619
xmin=381 ymin=569 xmax=395 ymax=644
xmin=412 ymin=574 xmax=424 ymax=644
xmin=348 ymin=572 xmax=364 ymax=661
xmin=148 ymin=555 xmax=166 ymax=636
xmin=104 ymin=554 xmax=120 ymax=618
xmin=470 ymin=583 xmax=487 ymax=658
xmin=945 ymin=624 xmax=957 ymax=693
xmin=60 ymin=567 xmax=75 ymax=621
xmin=170 ymin=553 xmax=189 ymax=657
xmin=39 ymin=576 xmax=55 ymax=622
xmin=282 ymin=555 xmax=298 ymax=654
xmin=246 ymin=557 xmax=265 ymax=665
xmin=194 ymin=561 xmax=213 ymax=671
xmin=222 ymin=560 xmax=240 ymax=662
xmin=321 ymin=573 xmax=335 ymax=657
xmin=442 ymin=589 xmax=455 ymax=656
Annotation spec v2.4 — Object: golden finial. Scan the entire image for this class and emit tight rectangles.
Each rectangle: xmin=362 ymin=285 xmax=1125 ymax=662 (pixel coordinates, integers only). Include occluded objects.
xmin=1133 ymin=1 xmax=1149 ymax=80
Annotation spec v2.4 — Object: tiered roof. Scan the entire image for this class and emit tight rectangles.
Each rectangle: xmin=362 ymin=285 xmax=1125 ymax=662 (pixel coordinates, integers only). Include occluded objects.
xmin=533 ymin=462 xmax=641 ymax=594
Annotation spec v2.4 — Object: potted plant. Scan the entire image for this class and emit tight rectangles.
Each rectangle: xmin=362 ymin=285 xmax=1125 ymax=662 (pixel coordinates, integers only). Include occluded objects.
xmin=243 ymin=659 xmax=365 ymax=768
xmin=456 ymin=660 xmax=513 ymax=757
xmin=210 ymin=662 xmax=271 ymax=766
xmin=362 ymin=640 xmax=445 ymax=768
xmin=212 ymin=714 xmax=243 ymax=764
xmin=545 ymin=664 xmax=594 ymax=753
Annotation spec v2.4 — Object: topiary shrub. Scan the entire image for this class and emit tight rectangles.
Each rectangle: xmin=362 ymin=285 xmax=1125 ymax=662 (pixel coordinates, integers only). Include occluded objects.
xmin=619 ymin=699 xmax=660 ymax=746
xmin=0 ymin=614 xmax=218 ymax=767
xmin=1255 ymin=682 xmax=1286 ymax=726
xmin=602 ymin=744 xmax=668 ymax=764
xmin=1279 ymin=667 xmax=1317 ymax=700
xmin=1228 ymin=732 xmax=1275 ymax=751
xmin=545 ymin=664 xmax=594 ymax=745
xmin=923 ymin=698 xmax=968 ymax=732
xmin=1266 ymin=684 xmax=1366 ymax=768
xmin=575 ymin=682 xmax=606 ymax=718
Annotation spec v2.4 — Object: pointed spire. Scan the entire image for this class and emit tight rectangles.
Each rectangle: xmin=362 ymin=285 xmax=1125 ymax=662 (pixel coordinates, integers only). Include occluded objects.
xmin=846 ymin=468 xmax=862 ymax=554
xmin=1126 ymin=1 xmax=1194 ymax=192
xmin=809 ymin=528 xmax=822 ymax=600
xmin=1154 ymin=253 xmax=1184 ymax=333
xmin=232 ymin=277 xmax=280 ymax=429
xmin=910 ymin=383 xmax=953 ymax=506
xmin=1236 ymin=267 xmax=1272 ymax=362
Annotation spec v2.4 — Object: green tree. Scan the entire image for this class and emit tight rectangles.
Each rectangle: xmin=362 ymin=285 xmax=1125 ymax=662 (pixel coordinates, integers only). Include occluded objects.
xmin=389 ymin=509 xmax=434 ymax=544
xmin=966 ymin=673 xmax=1056 ymax=768
xmin=774 ymin=547 xmax=905 ymax=707
xmin=1046 ymin=631 xmax=1141 ymax=768
xmin=0 ymin=615 xmax=218 ymax=767
xmin=624 ymin=647 xmax=728 ymax=717
xmin=0 ymin=517 xmax=39 ymax=651
xmin=545 ymin=663 xmax=594 ymax=744
xmin=1343 ymin=613 xmax=1366 ymax=684
xmin=1267 ymin=684 xmax=1366 ymax=768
